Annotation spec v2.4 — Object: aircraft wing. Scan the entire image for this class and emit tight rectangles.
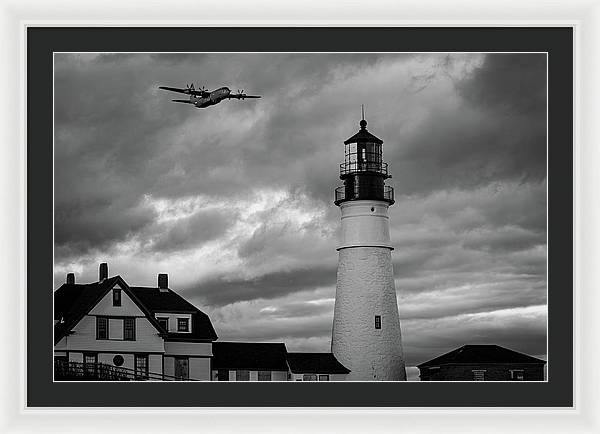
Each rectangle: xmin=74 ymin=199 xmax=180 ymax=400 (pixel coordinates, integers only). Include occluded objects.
xmin=227 ymin=93 xmax=261 ymax=100
xmin=171 ymin=99 xmax=194 ymax=104
xmin=159 ymin=86 xmax=210 ymax=97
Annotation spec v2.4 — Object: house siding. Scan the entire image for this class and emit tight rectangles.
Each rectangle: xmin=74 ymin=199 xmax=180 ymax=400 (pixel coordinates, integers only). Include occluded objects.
xmin=89 ymin=285 xmax=144 ymax=316
xmin=164 ymin=341 xmax=212 ymax=356
xmin=69 ymin=352 xmax=83 ymax=363
xmin=108 ymin=318 xmax=124 ymax=340
xmin=164 ymin=356 xmax=175 ymax=378
xmin=62 ymin=315 xmax=164 ymax=353
xmin=189 ymin=358 xmax=211 ymax=380
xmin=271 ymin=371 xmax=289 ymax=381
xmin=149 ymin=354 xmax=162 ymax=378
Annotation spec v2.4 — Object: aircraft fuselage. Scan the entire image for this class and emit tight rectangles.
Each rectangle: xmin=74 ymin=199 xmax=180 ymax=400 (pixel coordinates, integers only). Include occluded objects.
xmin=191 ymin=86 xmax=231 ymax=108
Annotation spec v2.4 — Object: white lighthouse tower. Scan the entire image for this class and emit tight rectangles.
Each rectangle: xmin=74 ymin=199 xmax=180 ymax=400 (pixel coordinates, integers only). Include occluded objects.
xmin=331 ymin=115 xmax=407 ymax=381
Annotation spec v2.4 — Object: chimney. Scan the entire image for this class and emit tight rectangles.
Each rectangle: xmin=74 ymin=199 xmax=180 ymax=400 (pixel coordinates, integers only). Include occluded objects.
xmin=66 ymin=273 xmax=75 ymax=284
xmin=158 ymin=273 xmax=168 ymax=291
xmin=99 ymin=263 xmax=108 ymax=281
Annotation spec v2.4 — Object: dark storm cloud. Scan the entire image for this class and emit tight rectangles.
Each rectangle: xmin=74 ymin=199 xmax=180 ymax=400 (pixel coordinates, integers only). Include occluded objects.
xmin=187 ymin=265 xmax=337 ymax=307
xmin=54 ymin=195 xmax=155 ymax=252
xmin=458 ymin=53 xmax=547 ymax=115
xmin=385 ymin=54 xmax=547 ymax=196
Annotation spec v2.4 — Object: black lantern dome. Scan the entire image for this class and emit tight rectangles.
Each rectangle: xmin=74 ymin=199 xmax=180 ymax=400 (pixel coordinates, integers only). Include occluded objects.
xmin=334 ymin=118 xmax=394 ymax=206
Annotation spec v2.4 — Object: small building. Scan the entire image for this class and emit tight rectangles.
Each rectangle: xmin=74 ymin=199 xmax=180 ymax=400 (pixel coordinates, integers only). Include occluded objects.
xmin=211 ymin=342 xmax=290 ymax=381
xmin=287 ymin=352 xmax=350 ymax=381
xmin=417 ymin=344 xmax=546 ymax=381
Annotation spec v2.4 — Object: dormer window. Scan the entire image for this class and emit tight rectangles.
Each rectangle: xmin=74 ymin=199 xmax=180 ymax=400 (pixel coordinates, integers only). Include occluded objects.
xmin=113 ymin=288 xmax=121 ymax=306
xmin=177 ymin=318 xmax=189 ymax=332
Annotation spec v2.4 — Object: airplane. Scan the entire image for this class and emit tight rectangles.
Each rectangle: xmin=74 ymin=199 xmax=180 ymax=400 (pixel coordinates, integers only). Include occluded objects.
xmin=158 ymin=83 xmax=261 ymax=109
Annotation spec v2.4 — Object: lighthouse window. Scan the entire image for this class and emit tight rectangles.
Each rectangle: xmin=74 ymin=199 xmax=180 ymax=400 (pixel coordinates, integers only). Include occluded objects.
xmin=375 ymin=315 xmax=381 ymax=329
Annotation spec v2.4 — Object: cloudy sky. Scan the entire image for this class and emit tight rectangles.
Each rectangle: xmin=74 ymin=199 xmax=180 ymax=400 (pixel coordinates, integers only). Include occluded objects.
xmin=54 ymin=53 xmax=547 ymax=379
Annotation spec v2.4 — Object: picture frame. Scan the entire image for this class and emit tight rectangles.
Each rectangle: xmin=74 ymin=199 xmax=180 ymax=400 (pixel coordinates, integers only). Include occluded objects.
xmin=2 ymin=0 xmax=596 ymax=432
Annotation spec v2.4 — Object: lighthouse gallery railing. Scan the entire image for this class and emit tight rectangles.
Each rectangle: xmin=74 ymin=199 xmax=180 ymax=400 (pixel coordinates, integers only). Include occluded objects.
xmin=334 ymin=185 xmax=394 ymax=204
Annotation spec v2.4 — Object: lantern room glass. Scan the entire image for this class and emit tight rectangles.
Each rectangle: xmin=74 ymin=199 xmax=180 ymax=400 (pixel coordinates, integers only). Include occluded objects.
xmin=343 ymin=141 xmax=384 ymax=175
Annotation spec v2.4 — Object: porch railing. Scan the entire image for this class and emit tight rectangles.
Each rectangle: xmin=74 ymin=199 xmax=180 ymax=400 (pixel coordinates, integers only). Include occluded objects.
xmin=54 ymin=360 xmax=200 ymax=381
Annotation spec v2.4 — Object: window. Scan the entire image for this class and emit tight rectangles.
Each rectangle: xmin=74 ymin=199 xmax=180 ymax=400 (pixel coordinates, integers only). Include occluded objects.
xmin=177 ymin=318 xmax=189 ymax=332
xmin=174 ymin=357 xmax=189 ymax=380
xmin=472 ymin=370 xmax=486 ymax=381
xmin=258 ymin=371 xmax=272 ymax=381
xmin=112 ymin=288 xmax=121 ymax=306
xmin=135 ymin=354 xmax=148 ymax=380
xmin=83 ymin=353 xmax=97 ymax=377
xmin=54 ymin=355 xmax=67 ymax=364
xmin=217 ymin=369 xmax=229 ymax=381
xmin=510 ymin=370 xmax=524 ymax=381
xmin=375 ymin=315 xmax=381 ymax=329
xmin=303 ymin=374 xmax=318 ymax=381
xmin=236 ymin=369 xmax=250 ymax=381
xmin=318 ymin=374 xmax=330 ymax=381
xmin=96 ymin=317 xmax=108 ymax=339
xmin=157 ymin=317 xmax=169 ymax=332
xmin=124 ymin=317 xmax=136 ymax=341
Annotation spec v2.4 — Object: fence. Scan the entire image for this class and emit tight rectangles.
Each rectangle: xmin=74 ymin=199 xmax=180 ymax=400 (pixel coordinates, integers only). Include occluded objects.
xmin=54 ymin=360 xmax=199 ymax=381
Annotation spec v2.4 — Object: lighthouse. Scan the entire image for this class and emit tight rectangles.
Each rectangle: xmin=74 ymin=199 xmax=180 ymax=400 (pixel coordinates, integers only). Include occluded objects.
xmin=331 ymin=114 xmax=407 ymax=381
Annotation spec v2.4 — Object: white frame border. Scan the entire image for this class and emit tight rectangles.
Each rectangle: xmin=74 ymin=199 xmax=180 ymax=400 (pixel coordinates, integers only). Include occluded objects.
xmin=1 ymin=0 xmax=597 ymax=433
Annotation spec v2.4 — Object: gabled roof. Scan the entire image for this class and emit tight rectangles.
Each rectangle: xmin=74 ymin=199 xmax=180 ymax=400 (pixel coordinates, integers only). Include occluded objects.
xmin=286 ymin=352 xmax=350 ymax=374
xmin=54 ymin=276 xmax=120 ymax=322
xmin=212 ymin=342 xmax=289 ymax=371
xmin=54 ymin=276 xmax=136 ymax=344
xmin=129 ymin=286 xmax=198 ymax=312
xmin=129 ymin=286 xmax=218 ymax=341
xmin=53 ymin=276 xmax=217 ymax=344
xmin=417 ymin=344 xmax=547 ymax=368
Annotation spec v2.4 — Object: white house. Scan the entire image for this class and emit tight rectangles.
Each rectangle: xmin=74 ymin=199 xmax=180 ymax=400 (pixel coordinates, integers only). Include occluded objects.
xmin=54 ymin=263 xmax=217 ymax=380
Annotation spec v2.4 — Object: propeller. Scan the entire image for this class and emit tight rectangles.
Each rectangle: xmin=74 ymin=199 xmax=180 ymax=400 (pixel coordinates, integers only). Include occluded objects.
xmin=237 ymin=89 xmax=245 ymax=100
xmin=186 ymin=83 xmax=195 ymax=94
